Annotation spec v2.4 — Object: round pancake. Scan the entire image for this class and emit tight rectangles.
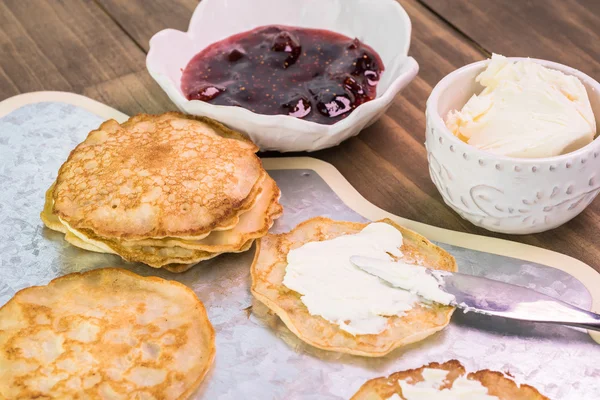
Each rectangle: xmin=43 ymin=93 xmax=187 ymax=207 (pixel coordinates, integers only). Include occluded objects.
xmin=71 ymin=232 xmax=255 ymax=268
xmin=42 ymin=182 xmax=266 ymax=268
xmin=44 ymin=168 xmax=266 ymax=238
xmin=162 ymin=239 xmax=255 ymax=273
xmin=250 ymin=217 xmax=456 ymax=357
xmin=0 ymin=268 xmax=215 ymax=399
xmin=40 ymin=183 xmax=67 ymax=234
xmin=160 ymin=238 xmax=254 ymax=273
xmin=52 ymin=112 xmax=264 ymax=239
xmin=64 ymin=230 xmax=111 ymax=254
xmin=124 ymin=175 xmax=283 ymax=253
xmin=42 ymin=184 xmax=110 ymax=254
xmin=350 ymin=360 xmax=549 ymax=399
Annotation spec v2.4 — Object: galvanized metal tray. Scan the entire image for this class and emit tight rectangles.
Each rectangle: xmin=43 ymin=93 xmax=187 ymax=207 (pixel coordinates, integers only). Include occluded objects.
xmin=1 ymin=97 xmax=599 ymax=399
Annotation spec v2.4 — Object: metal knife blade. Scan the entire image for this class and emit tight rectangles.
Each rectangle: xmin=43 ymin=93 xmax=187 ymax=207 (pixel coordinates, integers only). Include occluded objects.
xmin=350 ymin=255 xmax=600 ymax=332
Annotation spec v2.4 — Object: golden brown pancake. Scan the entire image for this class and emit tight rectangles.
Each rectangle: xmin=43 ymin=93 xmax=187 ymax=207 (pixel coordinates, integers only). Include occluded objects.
xmin=350 ymin=360 xmax=550 ymax=399
xmin=41 ymin=176 xmax=278 ymax=267
xmin=52 ymin=112 xmax=263 ymax=240
xmin=40 ymin=182 xmax=66 ymax=234
xmin=251 ymin=217 xmax=456 ymax=357
xmin=124 ymin=175 xmax=283 ymax=252
xmin=41 ymin=113 xmax=282 ymax=270
xmin=42 ymin=182 xmax=268 ymax=268
xmin=0 ymin=268 xmax=215 ymax=399
xmin=116 ymin=238 xmax=254 ymax=269
xmin=42 ymin=174 xmax=269 ymax=260
xmin=161 ymin=239 xmax=255 ymax=273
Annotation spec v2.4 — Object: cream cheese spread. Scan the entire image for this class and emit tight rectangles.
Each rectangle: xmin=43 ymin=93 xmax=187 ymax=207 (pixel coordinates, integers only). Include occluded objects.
xmin=282 ymin=223 xmax=449 ymax=335
xmin=446 ymin=54 xmax=596 ymax=158
xmin=394 ymin=368 xmax=500 ymax=399
xmin=282 ymin=223 xmax=418 ymax=335
xmin=355 ymin=258 xmax=455 ymax=305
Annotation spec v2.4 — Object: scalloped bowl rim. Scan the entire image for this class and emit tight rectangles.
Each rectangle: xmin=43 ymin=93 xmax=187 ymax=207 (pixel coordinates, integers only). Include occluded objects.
xmin=427 ymin=57 xmax=600 ymax=164
xmin=146 ymin=0 xmax=416 ymax=134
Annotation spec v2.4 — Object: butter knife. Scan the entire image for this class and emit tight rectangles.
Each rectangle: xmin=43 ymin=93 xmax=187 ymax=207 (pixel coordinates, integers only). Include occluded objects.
xmin=350 ymin=255 xmax=600 ymax=332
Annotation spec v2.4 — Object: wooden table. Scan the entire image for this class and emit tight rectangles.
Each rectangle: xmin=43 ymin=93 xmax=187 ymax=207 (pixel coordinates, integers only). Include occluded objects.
xmin=1 ymin=0 xmax=599 ymax=269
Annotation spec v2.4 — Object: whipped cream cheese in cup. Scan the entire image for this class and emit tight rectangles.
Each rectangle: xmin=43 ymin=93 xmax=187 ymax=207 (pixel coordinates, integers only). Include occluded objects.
xmin=426 ymin=55 xmax=600 ymax=234
xmin=445 ymin=54 xmax=596 ymax=158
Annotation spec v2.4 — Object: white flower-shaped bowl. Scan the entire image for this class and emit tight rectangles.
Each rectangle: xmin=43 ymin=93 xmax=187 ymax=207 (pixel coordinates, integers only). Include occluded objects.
xmin=426 ymin=58 xmax=600 ymax=235
xmin=146 ymin=0 xmax=418 ymax=152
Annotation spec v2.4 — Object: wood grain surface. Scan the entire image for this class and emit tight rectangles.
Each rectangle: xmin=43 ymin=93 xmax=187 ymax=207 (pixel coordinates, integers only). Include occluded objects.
xmin=1 ymin=0 xmax=599 ymax=270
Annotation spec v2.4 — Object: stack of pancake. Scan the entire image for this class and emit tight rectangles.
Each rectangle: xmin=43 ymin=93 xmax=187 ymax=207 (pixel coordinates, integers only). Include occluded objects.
xmin=41 ymin=112 xmax=282 ymax=272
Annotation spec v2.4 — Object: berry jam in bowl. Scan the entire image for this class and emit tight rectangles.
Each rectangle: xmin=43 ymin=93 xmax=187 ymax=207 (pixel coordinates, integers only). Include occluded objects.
xmin=147 ymin=0 xmax=418 ymax=152
xmin=181 ymin=26 xmax=384 ymax=125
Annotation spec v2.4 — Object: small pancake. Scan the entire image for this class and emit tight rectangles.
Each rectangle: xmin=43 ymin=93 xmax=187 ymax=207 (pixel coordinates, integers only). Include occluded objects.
xmin=0 ymin=268 xmax=215 ymax=399
xmin=125 ymin=175 xmax=283 ymax=253
xmin=52 ymin=112 xmax=264 ymax=240
xmin=42 ymin=180 xmax=266 ymax=268
xmin=43 ymin=172 xmax=265 ymax=242
xmin=40 ymin=183 xmax=67 ymax=234
xmin=64 ymin=230 xmax=112 ymax=254
xmin=161 ymin=239 xmax=255 ymax=273
xmin=251 ymin=217 xmax=456 ymax=357
xmin=74 ymin=233 xmax=254 ymax=268
xmin=42 ymin=185 xmax=109 ymax=254
xmin=350 ymin=360 xmax=549 ymax=399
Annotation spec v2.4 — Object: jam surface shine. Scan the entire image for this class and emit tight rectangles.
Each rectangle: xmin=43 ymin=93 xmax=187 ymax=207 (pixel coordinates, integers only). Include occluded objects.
xmin=181 ymin=25 xmax=384 ymax=125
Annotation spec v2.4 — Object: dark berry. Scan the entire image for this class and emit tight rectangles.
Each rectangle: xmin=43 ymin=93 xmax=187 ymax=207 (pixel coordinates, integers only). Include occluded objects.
xmin=314 ymin=91 xmax=353 ymax=118
xmin=271 ymin=31 xmax=300 ymax=52
xmin=281 ymin=95 xmax=312 ymax=118
xmin=271 ymin=31 xmax=302 ymax=68
xmin=353 ymin=52 xmax=380 ymax=81
xmin=188 ymin=85 xmax=226 ymax=101
xmin=343 ymin=76 xmax=366 ymax=102
xmin=347 ymin=38 xmax=360 ymax=50
xmin=227 ymin=48 xmax=246 ymax=63
xmin=364 ymin=70 xmax=379 ymax=86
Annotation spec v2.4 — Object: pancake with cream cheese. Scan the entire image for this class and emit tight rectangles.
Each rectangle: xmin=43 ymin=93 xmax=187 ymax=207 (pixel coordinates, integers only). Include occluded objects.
xmin=351 ymin=360 xmax=549 ymax=399
xmin=0 ymin=268 xmax=215 ymax=399
xmin=250 ymin=217 xmax=456 ymax=357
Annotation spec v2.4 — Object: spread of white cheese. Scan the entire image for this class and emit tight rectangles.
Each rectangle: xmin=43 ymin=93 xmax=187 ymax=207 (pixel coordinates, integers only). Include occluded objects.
xmin=446 ymin=54 xmax=596 ymax=158
xmin=388 ymin=368 xmax=499 ymax=400
xmin=283 ymin=223 xmax=451 ymax=335
xmin=282 ymin=223 xmax=418 ymax=335
xmin=355 ymin=258 xmax=455 ymax=305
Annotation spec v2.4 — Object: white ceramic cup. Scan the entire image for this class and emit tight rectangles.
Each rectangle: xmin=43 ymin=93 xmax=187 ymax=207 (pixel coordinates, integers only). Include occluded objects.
xmin=426 ymin=58 xmax=600 ymax=234
xmin=146 ymin=0 xmax=418 ymax=152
